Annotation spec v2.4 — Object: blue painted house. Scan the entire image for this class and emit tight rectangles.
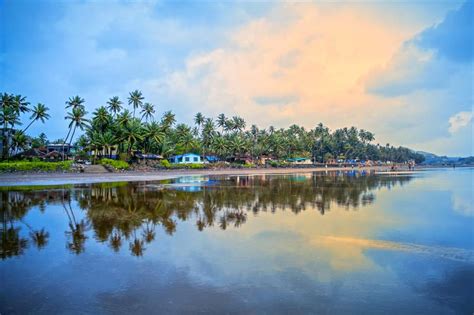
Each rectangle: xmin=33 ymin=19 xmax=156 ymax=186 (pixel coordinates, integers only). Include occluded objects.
xmin=169 ymin=153 xmax=203 ymax=164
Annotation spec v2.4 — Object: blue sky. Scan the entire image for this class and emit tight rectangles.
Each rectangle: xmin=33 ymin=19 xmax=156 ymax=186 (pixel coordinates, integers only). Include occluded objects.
xmin=1 ymin=0 xmax=472 ymax=156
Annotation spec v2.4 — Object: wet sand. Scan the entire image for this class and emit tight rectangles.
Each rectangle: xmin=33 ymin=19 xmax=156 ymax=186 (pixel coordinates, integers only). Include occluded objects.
xmin=0 ymin=166 xmax=405 ymax=187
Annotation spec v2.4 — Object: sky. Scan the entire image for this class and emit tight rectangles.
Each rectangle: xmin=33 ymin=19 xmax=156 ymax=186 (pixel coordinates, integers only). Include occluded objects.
xmin=1 ymin=0 xmax=473 ymax=156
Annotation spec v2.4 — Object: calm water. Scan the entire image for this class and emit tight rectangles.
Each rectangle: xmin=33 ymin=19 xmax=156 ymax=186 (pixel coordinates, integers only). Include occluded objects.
xmin=1 ymin=169 xmax=473 ymax=314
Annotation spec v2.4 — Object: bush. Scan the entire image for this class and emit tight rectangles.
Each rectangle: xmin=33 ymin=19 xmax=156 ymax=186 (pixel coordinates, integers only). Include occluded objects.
xmin=269 ymin=160 xmax=288 ymax=168
xmin=99 ymin=158 xmax=129 ymax=170
xmin=166 ymin=163 xmax=206 ymax=169
xmin=188 ymin=163 xmax=205 ymax=169
xmin=160 ymin=159 xmax=171 ymax=168
xmin=243 ymin=162 xmax=256 ymax=168
xmin=0 ymin=160 xmax=73 ymax=172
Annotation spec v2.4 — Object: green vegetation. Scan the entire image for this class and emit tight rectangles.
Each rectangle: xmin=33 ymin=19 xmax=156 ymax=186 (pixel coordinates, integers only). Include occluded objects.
xmin=0 ymin=160 xmax=72 ymax=172
xmin=1 ymin=90 xmax=425 ymax=165
xmin=159 ymin=159 xmax=171 ymax=168
xmin=99 ymin=158 xmax=129 ymax=170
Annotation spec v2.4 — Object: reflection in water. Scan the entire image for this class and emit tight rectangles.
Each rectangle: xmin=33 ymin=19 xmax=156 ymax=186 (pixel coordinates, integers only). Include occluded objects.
xmin=318 ymin=236 xmax=474 ymax=263
xmin=1 ymin=171 xmax=411 ymax=259
xmin=1 ymin=169 xmax=473 ymax=314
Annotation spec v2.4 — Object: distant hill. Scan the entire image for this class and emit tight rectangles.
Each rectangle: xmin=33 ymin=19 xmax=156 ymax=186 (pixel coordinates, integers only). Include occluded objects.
xmin=417 ymin=151 xmax=474 ymax=166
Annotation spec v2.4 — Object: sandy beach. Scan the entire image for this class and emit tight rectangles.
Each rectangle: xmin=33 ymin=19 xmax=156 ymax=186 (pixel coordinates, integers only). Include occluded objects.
xmin=0 ymin=166 xmax=406 ymax=187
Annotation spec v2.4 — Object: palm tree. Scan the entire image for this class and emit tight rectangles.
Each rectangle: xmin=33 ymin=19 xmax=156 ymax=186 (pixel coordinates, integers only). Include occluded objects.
xmin=11 ymin=131 xmax=28 ymax=155
xmin=211 ymin=136 xmax=227 ymax=159
xmin=141 ymin=102 xmax=155 ymax=122
xmin=106 ymin=96 xmax=122 ymax=117
xmin=1 ymin=93 xmax=30 ymax=159
xmin=11 ymin=94 xmax=30 ymax=115
xmin=161 ymin=111 xmax=176 ymax=131
xmin=92 ymin=106 xmax=111 ymax=132
xmin=194 ymin=112 xmax=205 ymax=135
xmin=22 ymin=103 xmax=50 ymax=133
xmin=122 ymin=120 xmax=143 ymax=155
xmin=144 ymin=122 xmax=164 ymax=153
xmin=63 ymin=107 xmax=89 ymax=160
xmin=65 ymin=95 xmax=85 ymax=110
xmin=117 ymin=109 xmax=132 ymax=129
xmin=178 ymin=132 xmax=197 ymax=153
xmin=128 ymin=90 xmax=144 ymax=118
xmin=217 ymin=113 xmax=226 ymax=133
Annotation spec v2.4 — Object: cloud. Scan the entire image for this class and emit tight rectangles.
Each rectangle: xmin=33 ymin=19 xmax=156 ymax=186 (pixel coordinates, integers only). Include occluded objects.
xmin=366 ymin=1 xmax=472 ymax=97
xmin=448 ymin=111 xmax=473 ymax=134
xmin=413 ymin=1 xmax=473 ymax=63
xmin=1 ymin=0 xmax=471 ymax=155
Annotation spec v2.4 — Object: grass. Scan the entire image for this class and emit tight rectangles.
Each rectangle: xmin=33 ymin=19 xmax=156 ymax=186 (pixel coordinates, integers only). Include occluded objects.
xmin=99 ymin=158 xmax=130 ymax=170
xmin=0 ymin=160 xmax=73 ymax=172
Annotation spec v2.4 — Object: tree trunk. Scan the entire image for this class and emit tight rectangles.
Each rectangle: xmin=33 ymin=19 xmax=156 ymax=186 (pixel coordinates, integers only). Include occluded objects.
xmin=2 ymin=124 xmax=9 ymax=160
xmin=22 ymin=119 xmax=35 ymax=133
xmin=63 ymin=126 xmax=73 ymax=161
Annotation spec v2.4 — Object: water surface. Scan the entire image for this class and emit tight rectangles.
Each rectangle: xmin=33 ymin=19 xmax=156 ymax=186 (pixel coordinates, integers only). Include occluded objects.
xmin=1 ymin=169 xmax=473 ymax=314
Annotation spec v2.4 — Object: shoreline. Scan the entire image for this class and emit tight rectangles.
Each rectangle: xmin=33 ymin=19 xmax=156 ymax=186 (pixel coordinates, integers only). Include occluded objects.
xmin=0 ymin=165 xmax=425 ymax=187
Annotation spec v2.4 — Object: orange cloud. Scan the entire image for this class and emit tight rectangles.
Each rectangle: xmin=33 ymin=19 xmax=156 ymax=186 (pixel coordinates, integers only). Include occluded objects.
xmin=165 ymin=4 xmax=417 ymax=130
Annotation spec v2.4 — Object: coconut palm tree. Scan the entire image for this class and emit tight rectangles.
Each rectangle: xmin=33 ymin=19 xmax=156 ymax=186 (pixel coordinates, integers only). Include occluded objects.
xmin=11 ymin=131 xmax=28 ymax=155
xmin=1 ymin=93 xmax=29 ymax=159
xmin=63 ymin=107 xmax=89 ymax=159
xmin=117 ymin=109 xmax=132 ymax=129
xmin=194 ymin=112 xmax=205 ymax=135
xmin=106 ymin=96 xmax=122 ymax=117
xmin=11 ymin=94 xmax=30 ymax=115
xmin=161 ymin=111 xmax=176 ymax=131
xmin=65 ymin=95 xmax=85 ymax=110
xmin=217 ymin=113 xmax=226 ymax=133
xmin=22 ymin=103 xmax=50 ymax=133
xmin=128 ymin=90 xmax=144 ymax=118
xmin=122 ymin=120 xmax=144 ymax=155
xmin=92 ymin=106 xmax=111 ymax=132
xmin=144 ymin=122 xmax=165 ymax=152
xmin=141 ymin=102 xmax=155 ymax=122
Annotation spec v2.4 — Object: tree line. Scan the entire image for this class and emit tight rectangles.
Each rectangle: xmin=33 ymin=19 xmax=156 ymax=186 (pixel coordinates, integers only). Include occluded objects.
xmin=0 ymin=91 xmax=425 ymax=163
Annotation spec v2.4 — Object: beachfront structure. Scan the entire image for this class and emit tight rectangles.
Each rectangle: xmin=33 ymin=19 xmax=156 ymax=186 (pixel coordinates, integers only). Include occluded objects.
xmin=46 ymin=143 xmax=72 ymax=154
xmin=169 ymin=153 xmax=203 ymax=164
xmin=287 ymin=157 xmax=312 ymax=165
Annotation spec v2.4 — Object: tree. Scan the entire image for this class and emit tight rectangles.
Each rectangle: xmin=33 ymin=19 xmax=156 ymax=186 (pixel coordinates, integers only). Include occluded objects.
xmin=107 ymin=96 xmax=122 ymax=117
xmin=143 ymin=121 xmax=164 ymax=153
xmin=217 ymin=113 xmax=226 ymax=133
xmin=141 ymin=102 xmax=155 ymax=122
xmin=194 ymin=112 xmax=205 ymax=134
xmin=64 ymin=107 xmax=89 ymax=160
xmin=22 ymin=103 xmax=50 ymax=133
xmin=65 ymin=95 xmax=85 ymax=110
xmin=128 ymin=90 xmax=144 ymax=118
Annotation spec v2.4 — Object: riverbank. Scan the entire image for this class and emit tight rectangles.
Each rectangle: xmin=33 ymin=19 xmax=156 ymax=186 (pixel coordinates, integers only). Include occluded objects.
xmin=0 ymin=165 xmax=413 ymax=187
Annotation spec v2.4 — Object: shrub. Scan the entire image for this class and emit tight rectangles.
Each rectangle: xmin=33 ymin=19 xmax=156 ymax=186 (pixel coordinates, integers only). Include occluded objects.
xmin=243 ymin=162 xmax=256 ymax=168
xmin=166 ymin=162 xmax=205 ymax=169
xmin=99 ymin=158 xmax=129 ymax=170
xmin=188 ymin=163 xmax=205 ymax=169
xmin=160 ymin=159 xmax=171 ymax=168
xmin=0 ymin=160 xmax=73 ymax=172
xmin=269 ymin=160 xmax=288 ymax=168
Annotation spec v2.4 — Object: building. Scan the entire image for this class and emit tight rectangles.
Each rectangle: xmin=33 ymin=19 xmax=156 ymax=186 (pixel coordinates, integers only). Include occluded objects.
xmin=287 ymin=157 xmax=312 ymax=165
xmin=46 ymin=143 xmax=72 ymax=155
xmin=169 ymin=153 xmax=203 ymax=164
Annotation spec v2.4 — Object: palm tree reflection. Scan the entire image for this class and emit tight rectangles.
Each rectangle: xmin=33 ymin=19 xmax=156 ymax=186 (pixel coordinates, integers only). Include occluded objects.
xmin=1 ymin=172 xmax=412 ymax=258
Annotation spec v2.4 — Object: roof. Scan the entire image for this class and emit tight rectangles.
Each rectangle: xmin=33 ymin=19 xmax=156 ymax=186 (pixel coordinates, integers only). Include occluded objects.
xmin=47 ymin=143 xmax=71 ymax=147
xmin=205 ymin=155 xmax=219 ymax=162
xmin=171 ymin=153 xmax=200 ymax=158
xmin=135 ymin=153 xmax=163 ymax=159
xmin=287 ymin=157 xmax=309 ymax=162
